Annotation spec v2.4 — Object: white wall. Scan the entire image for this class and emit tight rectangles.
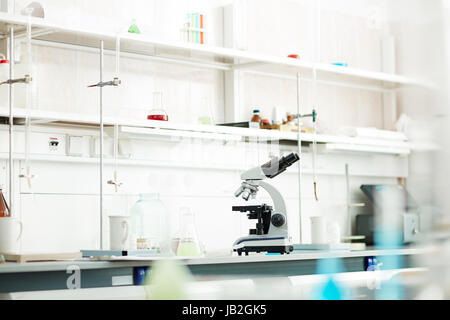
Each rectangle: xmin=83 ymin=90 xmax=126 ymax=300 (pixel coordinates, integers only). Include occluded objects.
xmin=0 ymin=0 xmax=411 ymax=253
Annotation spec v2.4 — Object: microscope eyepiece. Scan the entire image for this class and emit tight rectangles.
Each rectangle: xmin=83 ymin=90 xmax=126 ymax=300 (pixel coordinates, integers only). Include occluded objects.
xmin=261 ymin=153 xmax=300 ymax=179
xmin=281 ymin=153 xmax=300 ymax=167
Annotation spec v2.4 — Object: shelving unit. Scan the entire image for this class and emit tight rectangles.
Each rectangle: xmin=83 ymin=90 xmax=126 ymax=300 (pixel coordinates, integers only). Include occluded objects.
xmin=0 ymin=12 xmax=432 ymax=90
xmin=0 ymin=13 xmax=425 ymax=157
xmin=0 ymin=12 xmax=425 ymax=158
xmin=0 ymin=107 xmax=410 ymax=155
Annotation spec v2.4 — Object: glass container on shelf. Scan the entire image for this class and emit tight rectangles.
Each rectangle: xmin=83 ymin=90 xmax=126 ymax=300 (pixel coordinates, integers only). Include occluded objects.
xmin=148 ymin=92 xmax=169 ymax=121
xmin=0 ymin=57 xmax=8 ymax=80
xmin=0 ymin=189 xmax=10 ymax=217
xmin=176 ymin=207 xmax=202 ymax=257
xmin=261 ymin=119 xmax=272 ymax=130
xmin=250 ymin=109 xmax=262 ymax=129
xmin=130 ymin=194 xmax=167 ymax=251
xmin=0 ymin=58 xmax=9 ymax=102
xmin=128 ymin=19 xmax=141 ymax=34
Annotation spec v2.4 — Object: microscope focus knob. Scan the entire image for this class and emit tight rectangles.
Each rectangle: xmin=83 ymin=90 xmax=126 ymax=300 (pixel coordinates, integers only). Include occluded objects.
xmin=271 ymin=214 xmax=286 ymax=228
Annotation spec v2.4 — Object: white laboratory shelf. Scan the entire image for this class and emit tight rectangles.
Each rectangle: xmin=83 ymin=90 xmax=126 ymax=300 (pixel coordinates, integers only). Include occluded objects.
xmin=0 ymin=12 xmax=431 ymax=90
xmin=323 ymin=143 xmax=411 ymax=156
xmin=0 ymin=107 xmax=411 ymax=156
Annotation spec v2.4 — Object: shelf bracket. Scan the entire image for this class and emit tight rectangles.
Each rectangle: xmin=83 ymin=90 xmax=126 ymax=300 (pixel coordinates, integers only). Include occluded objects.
xmin=88 ymin=77 xmax=121 ymax=88
xmin=0 ymin=74 xmax=32 ymax=86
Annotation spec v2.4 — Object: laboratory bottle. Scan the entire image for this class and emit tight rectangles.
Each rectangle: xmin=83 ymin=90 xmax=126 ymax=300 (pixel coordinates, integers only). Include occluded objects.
xmin=176 ymin=208 xmax=202 ymax=257
xmin=0 ymin=189 xmax=10 ymax=217
xmin=130 ymin=194 xmax=167 ymax=251
xmin=250 ymin=109 xmax=262 ymax=129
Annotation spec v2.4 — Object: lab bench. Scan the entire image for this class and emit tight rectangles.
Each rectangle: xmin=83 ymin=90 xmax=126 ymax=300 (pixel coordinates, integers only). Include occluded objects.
xmin=0 ymin=247 xmax=428 ymax=294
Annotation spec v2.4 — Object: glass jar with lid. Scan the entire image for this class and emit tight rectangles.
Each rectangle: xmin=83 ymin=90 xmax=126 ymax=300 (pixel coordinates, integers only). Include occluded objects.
xmin=130 ymin=193 xmax=167 ymax=251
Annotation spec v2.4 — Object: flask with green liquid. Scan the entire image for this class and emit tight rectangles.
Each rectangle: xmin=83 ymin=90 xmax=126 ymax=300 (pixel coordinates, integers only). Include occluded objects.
xmin=128 ymin=19 xmax=141 ymax=34
xmin=176 ymin=207 xmax=202 ymax=257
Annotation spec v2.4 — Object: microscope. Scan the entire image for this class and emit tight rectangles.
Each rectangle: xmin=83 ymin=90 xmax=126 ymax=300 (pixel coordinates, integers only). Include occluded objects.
xmin=233 ymin=153 xmax=300 ymax=256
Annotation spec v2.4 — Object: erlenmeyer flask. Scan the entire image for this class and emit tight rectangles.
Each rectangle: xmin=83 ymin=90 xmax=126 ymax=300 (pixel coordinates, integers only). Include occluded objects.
xmin=176 ymin=207 xmax=202 ymax=257
xmin=148 ymin=92 xmax=168 ymax=121
xmin=128 ymin=19 xmax=141 ymax=34
xmin=0 ymin=189 xmax=10 ymax=217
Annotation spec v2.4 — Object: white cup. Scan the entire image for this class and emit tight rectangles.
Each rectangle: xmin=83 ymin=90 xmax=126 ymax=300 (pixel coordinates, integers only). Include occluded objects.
xmin=109 ymin=215 xmax=130 ymax=251
xmin=0 ymin=218 xmax=23 ymax=254
xmin=310 ymin=216 xmax=327 ymax=244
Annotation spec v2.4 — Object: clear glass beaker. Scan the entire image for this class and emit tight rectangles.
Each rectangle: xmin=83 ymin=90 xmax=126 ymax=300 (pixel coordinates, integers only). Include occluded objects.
xmin=176 ymin=207 xmax=202 ymax=257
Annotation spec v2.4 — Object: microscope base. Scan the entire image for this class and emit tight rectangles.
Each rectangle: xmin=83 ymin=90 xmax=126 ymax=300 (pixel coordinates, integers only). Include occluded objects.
xmin=234 ymin=245 xmax=294 ymax=256
xmin=233 ymin=239 xmax=294 ymax=256
xmin=233 ymin=236 xmax=293 ymax=255
xmin=234 ymin=247 xmax=294 ymax=256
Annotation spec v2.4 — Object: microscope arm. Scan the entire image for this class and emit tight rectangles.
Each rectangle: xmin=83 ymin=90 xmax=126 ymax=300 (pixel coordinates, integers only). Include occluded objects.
xmin=257 ymin=181 xmax=287 ymax=217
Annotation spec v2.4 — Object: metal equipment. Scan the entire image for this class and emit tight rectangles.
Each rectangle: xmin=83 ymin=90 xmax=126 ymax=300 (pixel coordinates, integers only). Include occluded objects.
xmin=356 ymin=185 xmax=421 ymax=245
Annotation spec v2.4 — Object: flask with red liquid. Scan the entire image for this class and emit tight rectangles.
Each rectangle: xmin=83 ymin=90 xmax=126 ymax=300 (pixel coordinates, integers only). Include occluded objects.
xmin=0 ymin=189 xmax=10 ymax=217
xmin=148 ymin=92 xmax=169 ymax=121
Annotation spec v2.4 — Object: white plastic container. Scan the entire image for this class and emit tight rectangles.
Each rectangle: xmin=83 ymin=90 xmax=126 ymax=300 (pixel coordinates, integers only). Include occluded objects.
xmin=310 ymin=216 xmax=327 ymax=244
